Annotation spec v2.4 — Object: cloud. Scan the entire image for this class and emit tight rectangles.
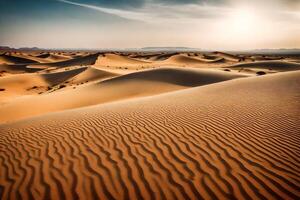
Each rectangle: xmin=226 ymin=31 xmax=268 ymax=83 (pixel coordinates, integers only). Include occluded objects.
xmin=65 ymin=0 xmax=145 ymax=9
xmin=56 ymin=0 xmax=300 ymax=26
xmin=57 ymin=0 xmax=148 ymax=21
xmin=153 ymin=0 xmax=225 ymax=6
xmin=59 ymin=0 xmax=226 ymax=9
xmin=57 ymin=0 xmax=228 ymax=23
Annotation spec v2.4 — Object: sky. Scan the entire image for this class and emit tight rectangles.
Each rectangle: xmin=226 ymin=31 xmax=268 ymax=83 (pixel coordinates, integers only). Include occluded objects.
xmin=0 ymin=0 xmax=300 ymax=50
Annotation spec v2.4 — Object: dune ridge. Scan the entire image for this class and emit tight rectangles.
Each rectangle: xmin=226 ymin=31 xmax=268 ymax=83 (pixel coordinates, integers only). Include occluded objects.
xmin=0 ymin=71 xmax=299 ymax=199
xmin=0 ymin=67 xmax=246 ymax=123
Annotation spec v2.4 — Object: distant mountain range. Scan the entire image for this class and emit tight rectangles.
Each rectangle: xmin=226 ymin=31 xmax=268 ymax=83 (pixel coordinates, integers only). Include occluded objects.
xmin=0 ymin=46 xmax=40 ymax=51
xmin=0 ymin=46 xmax=203 ymax=52
xmin=229 ymin=49 xmax=300 ymax=55
xmin=1 ymin=46 xmax=299 ymax=54
xmin=140 ymin=47 xmax=202 ymax=51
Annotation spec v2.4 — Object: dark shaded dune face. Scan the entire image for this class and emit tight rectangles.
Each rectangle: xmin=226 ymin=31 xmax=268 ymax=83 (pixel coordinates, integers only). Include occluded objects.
xmin=229 ymin=61 xmax=300 ymax=71
xmin=0 ymin=54 xmax=39 ymax=64
xmin=102 ymin=68 xmax=246 ymax=87
xmin=252 ymin=55 xmax=282 ymax=61
xmin=47 ymin=54 xmax=70 ymax=61
xmin=0 ymin=64 xmax=42 ymax=74
xmin=0 ymin=71 xmax=299 ymax=200
xmin=151 ymin=53 xmax=179 ymax=61
xmin=41 ymin=67 xmax=87 ymax=86
xmin=211 ymin=52 xmax=241 ymax=62
xmin=203 ymin=54 xmax=219 ymax=60
xmin=128 ymin=52 xmax=163 ymax=60
xmin=30 ymin=53 xmax=100 ymax=68
xmin=33 ymin=53 xmax=69 ymax=62
xmin=36 ymin=53 xmax=51 ymax=58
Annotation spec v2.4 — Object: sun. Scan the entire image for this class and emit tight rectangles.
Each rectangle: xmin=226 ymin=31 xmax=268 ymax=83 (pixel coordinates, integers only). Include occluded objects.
xmin=230 ymin=8 xmax=259 ymax=35
xmin=211 ymin=6 xmax=265 ymax=48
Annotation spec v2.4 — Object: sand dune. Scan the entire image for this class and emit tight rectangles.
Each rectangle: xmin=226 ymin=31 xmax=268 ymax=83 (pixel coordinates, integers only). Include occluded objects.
xmin=134 ymin=53 xmax=179 ymax=61
xmin=0 ymin=54 xmax=38 ymax=65
xmin=128 ymin=52 xmax=164 ymax=60
xmin=152 ymin=53 xmax=179 ymax=61
xmin=161 ymin=54 xmax=230 ymax=66
xmin=36 ymin=53 xmax=53 ymax=58
xmin=94 ymin=53 xmax=151 ymax=68
xmin=195 ymin=57 xmax=226 ymax=63
xmin=21 ymin=52 xmax=71 ymax=63
xmin=212 ymin=51 xmax=241 ymax=62
xmin=251 ymin=55 xmax=283 ymax=61
xmin=4 ymin=53 xmax=60 ymax=64
xmin=163 ymin=54 xmax=208 ymax=65
xmin=0 ymin=67 xmax=246 ymax=123
xmin=28 ymin=53 xmax=99 ymax=69
xmin=0 ymin=67 xmax=87 ymax=101
xmin=0 ymin=70 xmax=299 ymax=200
xmin=69 ymin=66 xmax=118 ymax=84
xmin=228 ymin=60 xmax=300 ymax=72
xmin=0 ymin=73 xmax=49 ymax=101
xmin=0 ymin=64 xmax=42 ymax=74
xmin=106 ymin=67 xmax=245 ymax=86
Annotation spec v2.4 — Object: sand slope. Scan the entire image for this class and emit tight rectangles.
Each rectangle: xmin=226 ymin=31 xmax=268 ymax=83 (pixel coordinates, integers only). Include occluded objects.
xmin=0 ymin=67 xmax=245 ymax=123
xmin=0 ymin=67 xmax=87 ymax=101
xmin=162 ymin=54 xmax=207 ymax=65
xmin=69 ymin=66 xmax=118 ymax=84
xmin=0 ymin=54 xmax=38 ymax=65
xmin=0 ymin=70 xmax=299 ymax=200
xmin=229 ymin=60 xmax=300 ymax=72
xmin=0 ymin=64 xmax=42 ymax=74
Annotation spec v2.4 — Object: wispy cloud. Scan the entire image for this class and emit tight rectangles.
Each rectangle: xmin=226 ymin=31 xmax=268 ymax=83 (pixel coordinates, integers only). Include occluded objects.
xmin=57 ymin=0 xmax=150 ymax=22
xmin=57 ymin=0 xmax=300 ymax=25
xmin=57 ymin=0 xmax=228 ymax=23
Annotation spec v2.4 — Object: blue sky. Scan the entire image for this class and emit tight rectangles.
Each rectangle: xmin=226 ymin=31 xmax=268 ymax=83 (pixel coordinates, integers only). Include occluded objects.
xmin=0 ymin=0 xmax=299 ymax=49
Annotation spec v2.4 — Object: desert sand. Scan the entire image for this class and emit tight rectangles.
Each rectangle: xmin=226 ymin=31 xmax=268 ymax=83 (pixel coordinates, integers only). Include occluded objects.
xmin=0 ymin=50 xmax=300 ymax=199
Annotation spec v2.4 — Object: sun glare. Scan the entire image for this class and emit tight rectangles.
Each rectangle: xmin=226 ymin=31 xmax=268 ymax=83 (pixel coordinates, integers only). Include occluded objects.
xmin=230 ymin=8 xmax=259 ymax=35
xmin=209 ymin=6 xmax=267 ymax=49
